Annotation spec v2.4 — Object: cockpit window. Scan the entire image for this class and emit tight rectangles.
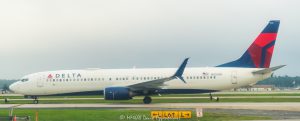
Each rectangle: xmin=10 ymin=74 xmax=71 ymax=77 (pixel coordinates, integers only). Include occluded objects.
xmin=21 ymin=78 xmax=29 ymax=82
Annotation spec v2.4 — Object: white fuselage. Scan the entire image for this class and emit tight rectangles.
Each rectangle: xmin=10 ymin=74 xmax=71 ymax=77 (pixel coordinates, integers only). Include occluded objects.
xmin=9 ymin=67 xmax=271 ymax=96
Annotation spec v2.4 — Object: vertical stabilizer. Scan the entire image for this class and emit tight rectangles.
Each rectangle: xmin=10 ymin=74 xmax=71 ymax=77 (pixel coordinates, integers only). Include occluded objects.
xmin=218 ymin=20 xmax=280 ymax=68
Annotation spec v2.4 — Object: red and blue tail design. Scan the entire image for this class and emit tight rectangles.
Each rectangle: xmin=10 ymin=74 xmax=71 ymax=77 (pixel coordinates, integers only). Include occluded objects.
xmin=218 ymin=20 xmax=280 ymax=68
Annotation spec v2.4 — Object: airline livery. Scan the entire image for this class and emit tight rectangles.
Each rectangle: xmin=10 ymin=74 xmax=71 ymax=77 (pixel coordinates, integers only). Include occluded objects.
xmin=9 ymin=20 xmax=284 ymax=104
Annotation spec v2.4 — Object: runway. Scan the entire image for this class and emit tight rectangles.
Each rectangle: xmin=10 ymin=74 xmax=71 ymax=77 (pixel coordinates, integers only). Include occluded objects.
xmin=1 ymin=103 xmax=300 ymax=111
xmin=2 ymin=96 xmax=300 ymax=101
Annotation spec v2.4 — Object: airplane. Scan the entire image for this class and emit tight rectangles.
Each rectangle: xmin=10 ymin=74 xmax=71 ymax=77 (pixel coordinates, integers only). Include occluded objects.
xmin=9 ymin=20 xmax=284 ymax=104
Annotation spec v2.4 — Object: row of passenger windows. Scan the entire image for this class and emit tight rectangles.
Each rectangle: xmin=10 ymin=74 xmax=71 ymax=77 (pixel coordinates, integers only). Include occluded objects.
xmin=46 ymin=78 xmax=104 ymax=82
xmin=187 ymin=76 xmax=216 ymax=80
xmin=46 ymin=76 xmax=217 ymax=82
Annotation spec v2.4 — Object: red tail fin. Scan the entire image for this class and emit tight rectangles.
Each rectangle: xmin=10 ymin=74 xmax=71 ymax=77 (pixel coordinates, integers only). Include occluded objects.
xmin=218 ymin=20 xmax=280 ymax=68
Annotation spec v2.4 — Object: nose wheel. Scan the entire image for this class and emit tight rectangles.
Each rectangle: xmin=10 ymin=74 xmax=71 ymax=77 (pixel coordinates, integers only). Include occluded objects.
xmin=143 ymin=96 xmax=152 ymax=104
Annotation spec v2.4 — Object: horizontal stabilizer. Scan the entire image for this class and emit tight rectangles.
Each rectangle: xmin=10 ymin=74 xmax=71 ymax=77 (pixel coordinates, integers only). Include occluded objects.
xmin=252 ymin=65 xmax=286 ymax=74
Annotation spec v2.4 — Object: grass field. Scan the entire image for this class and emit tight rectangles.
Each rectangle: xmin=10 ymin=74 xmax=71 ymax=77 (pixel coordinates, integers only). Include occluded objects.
xmin=0 ymin=93 xmax=297 ymax=120
xmin=0 ymin=108 xmax=272 ymax=121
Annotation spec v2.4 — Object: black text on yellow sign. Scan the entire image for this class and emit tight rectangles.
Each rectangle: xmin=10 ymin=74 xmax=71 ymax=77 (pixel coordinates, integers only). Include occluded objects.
xmin=151 ymin=111 xmax=192 ymax=119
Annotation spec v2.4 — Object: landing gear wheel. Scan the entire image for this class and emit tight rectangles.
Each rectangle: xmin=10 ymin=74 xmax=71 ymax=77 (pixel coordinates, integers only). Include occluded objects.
xmin=33 ymin=100 xmax=39 ymax=104
xmin=143 ymin=96 xmax=152 ymax=104
xmin=4 ymin=98 xmax=8 ymax=103
xmin=33 ymin=96 xmax=39 ymax=104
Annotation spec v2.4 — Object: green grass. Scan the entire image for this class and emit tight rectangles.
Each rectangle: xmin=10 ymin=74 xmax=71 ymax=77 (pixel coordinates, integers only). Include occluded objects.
xmin=0 ymin=109 xmax=272 ymax=121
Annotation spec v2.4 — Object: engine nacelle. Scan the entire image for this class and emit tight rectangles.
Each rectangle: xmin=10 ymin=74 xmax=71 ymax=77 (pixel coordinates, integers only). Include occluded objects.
xmin=104 ymin=87 xmax=133 ymax=100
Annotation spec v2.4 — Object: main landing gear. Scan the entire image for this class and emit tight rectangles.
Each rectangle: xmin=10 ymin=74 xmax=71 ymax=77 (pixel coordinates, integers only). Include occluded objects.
xmin=143 ymin=96 xmax=152 ymax=104
xmin=209 ymin=93 xmax=219 ymax=102
xmin=33 ymin=96 xmax=39 ymax=104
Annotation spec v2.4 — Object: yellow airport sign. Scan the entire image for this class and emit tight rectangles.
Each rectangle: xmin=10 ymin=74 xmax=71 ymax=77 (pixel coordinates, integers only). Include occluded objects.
xmin=179 ymin=111 xmax=192 ymax=118
xmin=151 ymin=110 xmax=191 ymax=119
xmin=151 ymin=111 xmax=162 ymax=118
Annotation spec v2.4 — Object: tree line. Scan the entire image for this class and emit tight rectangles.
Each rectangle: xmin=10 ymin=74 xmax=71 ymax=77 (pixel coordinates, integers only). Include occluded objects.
xmin=256 ymin=75 xmax=300 ymax=88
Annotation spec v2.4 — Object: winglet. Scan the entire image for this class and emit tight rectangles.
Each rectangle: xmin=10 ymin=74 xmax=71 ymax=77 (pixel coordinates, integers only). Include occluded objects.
xmin=252 ymin=65 xmax=286 ymax=74
xmin=173 ymin=58 xmax=189 ymax=83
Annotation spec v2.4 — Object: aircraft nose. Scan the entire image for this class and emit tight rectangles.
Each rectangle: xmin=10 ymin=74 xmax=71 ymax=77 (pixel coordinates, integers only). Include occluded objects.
xmin=9 ymin=83 xmax=17 ymax=93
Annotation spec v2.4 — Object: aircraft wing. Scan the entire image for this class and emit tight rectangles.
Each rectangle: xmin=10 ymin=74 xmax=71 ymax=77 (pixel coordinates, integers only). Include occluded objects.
xmin=127 ymin=77 xmax=175 ymax=90
xmin=126 ymin=58 xmax=189 ymax=90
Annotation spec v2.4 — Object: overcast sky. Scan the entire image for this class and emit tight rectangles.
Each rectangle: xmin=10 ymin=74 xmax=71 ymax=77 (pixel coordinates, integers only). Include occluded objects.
xmin=0 ymin=0 xmax=299 ymax=79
